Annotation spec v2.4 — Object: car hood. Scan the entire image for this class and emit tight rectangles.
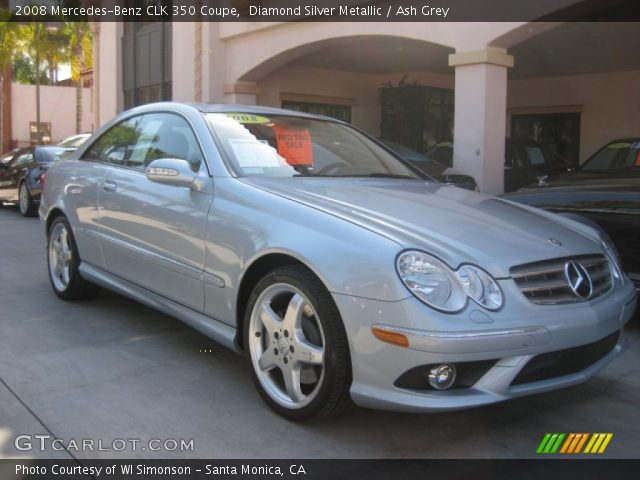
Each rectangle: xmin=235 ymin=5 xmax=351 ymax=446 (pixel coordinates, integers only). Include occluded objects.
xmin=520 ymin=171 xmax=640 ymax=192
xmin=504 ymin=173 xmax=640 ymax=214
xmin=408 ymin=160 xmax=466 ymax=178
xmin=241 ymin=177 xmax=601 ymax=278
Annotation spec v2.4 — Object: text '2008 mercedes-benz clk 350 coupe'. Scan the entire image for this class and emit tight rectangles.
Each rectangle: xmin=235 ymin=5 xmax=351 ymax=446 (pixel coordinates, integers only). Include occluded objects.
xmin=40 ymin=103 xmax=637 ymax=421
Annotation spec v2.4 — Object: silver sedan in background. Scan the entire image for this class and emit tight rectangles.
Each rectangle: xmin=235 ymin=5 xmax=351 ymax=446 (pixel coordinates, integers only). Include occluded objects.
xmin=40 ymin=103 xmax=637 ymax=420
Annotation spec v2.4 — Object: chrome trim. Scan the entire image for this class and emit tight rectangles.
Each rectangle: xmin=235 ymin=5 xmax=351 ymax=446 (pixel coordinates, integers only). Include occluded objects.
xmin=511 ymin=255 xmax=612 ymax=305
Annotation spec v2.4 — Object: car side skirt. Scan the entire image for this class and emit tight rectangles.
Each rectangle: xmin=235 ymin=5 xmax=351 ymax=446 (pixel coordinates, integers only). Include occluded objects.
xmin=78 ymin=262 xmax=241 ymax=353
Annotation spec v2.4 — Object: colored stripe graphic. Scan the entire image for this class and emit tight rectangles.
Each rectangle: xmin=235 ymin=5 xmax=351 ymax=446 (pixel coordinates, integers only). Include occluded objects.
xmin=537 ymin=433 xmax=552 ymax=453
xmin=537 ymin=433 xmax=565 ymax=454
xmin=585 ymin=433 xmax=613 ymax=454
xmin=538 ymin=433 xmax=613 ymax=454
xmin=573 ymin=433 xmax=589 ymax=453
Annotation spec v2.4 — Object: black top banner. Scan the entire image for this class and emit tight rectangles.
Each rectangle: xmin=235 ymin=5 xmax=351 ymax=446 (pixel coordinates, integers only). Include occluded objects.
xmin=2 ymin=0 xmax=640 ymax=22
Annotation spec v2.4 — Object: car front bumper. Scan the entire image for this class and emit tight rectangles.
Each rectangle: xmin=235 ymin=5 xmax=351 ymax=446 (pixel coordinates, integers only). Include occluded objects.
xmin=334 ymin=278 xmax=637 ymax=413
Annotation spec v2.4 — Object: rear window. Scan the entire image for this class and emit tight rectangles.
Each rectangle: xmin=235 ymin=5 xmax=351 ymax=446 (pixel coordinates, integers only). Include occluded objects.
xmin=39 ymin=147 xmax=74 ymax=163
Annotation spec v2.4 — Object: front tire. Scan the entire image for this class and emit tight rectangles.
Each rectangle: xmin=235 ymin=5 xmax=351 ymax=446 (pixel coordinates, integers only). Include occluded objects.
xmin=19 ymin=182 xmax=37 ymax=217
xmin=244 ymin=265 xmax=352 ymax=421
xmin=47 ymin=216 xmax=100 ymax=300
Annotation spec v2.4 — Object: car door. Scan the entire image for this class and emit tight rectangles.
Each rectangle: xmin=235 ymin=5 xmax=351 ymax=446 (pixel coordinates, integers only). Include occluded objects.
xmin=97 ymin=112 xmax=212 ymax=312
xmin=0 ymin=149 xmax=32 ymax=201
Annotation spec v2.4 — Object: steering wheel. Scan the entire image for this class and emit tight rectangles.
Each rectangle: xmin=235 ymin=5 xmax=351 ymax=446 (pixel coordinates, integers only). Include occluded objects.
xmin=315 ymin=162 xmax=351 ymax=176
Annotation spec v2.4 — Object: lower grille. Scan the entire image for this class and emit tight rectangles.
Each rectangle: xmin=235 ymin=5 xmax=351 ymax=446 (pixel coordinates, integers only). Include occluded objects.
xmin=511 ymin=331 xmax=620 ymax=385
xmin=511 ymin=255 xmax=612 ymax=305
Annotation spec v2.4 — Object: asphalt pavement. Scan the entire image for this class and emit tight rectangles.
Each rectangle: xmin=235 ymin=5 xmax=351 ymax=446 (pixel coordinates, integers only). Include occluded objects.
xmin=0 ymin=205 xmax=638 ymax=459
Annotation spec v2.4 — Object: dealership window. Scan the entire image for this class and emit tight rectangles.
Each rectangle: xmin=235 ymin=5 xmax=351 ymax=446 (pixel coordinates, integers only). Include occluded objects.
xmin=122 ymin=20 xmax=172 ymax=109
xmin=511 ymin=112 xmax=581 ymax=166
xmin=29 ymin=122 xmax=52 ymax=145
xmin=282 ymin=101 xmax=352 ymax=123
xmin=379 ymin=84 xmax=454 ymax=154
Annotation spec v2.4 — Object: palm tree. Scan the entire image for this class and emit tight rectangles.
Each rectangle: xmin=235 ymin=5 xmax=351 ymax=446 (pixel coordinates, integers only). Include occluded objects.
xmin=0 ymin=10 xmax=17 ymax=153
xmin=62 ymin=22 xmax=92 ymax=134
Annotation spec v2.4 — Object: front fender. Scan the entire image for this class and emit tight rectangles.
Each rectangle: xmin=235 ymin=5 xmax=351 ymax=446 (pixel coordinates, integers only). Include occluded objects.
xmin=203 ymin=178 xmax=410 ymax=326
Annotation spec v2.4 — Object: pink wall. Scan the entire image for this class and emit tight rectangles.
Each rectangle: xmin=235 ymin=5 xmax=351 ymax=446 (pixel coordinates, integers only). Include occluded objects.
xmin=507 ymin=70 xmax=640 ymax=162
xmin=11 ymin=83 xmax=93 ymax=144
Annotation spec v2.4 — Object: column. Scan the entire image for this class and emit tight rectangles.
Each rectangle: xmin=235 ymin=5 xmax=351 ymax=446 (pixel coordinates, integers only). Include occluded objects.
xmin=171 ymin=22 xmax=196 ymax=102
xmin=97 ymin=22 xmax=123 ymax=127
xmin=449 ymin=48 xmax=513 ymax=195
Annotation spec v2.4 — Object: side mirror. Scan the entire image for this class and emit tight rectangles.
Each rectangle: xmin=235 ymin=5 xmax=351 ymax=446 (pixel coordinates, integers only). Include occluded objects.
xmin=145 ymin=158 xmax=196 ymax=188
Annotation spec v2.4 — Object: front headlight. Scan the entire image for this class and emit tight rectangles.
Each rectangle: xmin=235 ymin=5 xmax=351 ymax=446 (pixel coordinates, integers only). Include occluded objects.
xmin=396 ymin=251 xmax=467 ymax=312
xmin=396 ymin=251 xmax=503 ymax=313
xmin=456 ymin=265 xmax=503 ymax=310
xmin=602 ymin=239 xmax=623 ymax=281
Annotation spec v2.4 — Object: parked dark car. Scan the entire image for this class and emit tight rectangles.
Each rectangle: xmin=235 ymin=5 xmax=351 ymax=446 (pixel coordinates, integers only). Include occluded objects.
xmin=424 ymin=138 xmax=574 ymax=192
xmin=379 ymin=139 xmax=478 ymax=191
xmin=0 ymin=146 xmax=74 ymax=216
xmin=503 ymin=138 xmax=640 ymax=290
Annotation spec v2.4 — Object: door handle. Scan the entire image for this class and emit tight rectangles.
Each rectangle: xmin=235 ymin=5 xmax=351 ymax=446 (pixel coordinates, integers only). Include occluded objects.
xmin=102 ymin=181 xmax=117 ymax=193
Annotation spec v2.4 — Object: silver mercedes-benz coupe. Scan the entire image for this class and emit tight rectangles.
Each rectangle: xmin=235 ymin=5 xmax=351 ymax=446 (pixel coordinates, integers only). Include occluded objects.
xmin=40 ymin=103 xmax=637 ymax=420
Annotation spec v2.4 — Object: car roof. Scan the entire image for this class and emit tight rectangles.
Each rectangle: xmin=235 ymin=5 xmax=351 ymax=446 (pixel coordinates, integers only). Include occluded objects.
xmin=127 ymin=101 xmax=342 ymax=123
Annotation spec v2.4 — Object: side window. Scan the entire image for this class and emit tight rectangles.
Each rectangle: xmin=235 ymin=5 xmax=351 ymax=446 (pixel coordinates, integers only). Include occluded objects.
xmin=135 ymin=113 xmax=204 ymax=172
xmin=82 ymin=113 xmax=204 ymax=173
xmin=83 ymin=115 xmax=145 ymax=167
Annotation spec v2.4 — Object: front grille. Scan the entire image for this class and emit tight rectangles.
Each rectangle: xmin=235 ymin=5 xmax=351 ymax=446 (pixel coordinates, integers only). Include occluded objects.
xmin=511 ymin=255 xmax=612 ymax=305
xmin=511 ymin=331 xmax=620 ymax=385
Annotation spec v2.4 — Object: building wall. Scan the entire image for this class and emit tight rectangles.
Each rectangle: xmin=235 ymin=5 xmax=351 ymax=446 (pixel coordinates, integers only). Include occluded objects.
xmin=11 ymin=83 xmax=93 ymax=144
xmin=259 ymin=65 xmax=640 ymax=164
xmin=507 ymin=70 xmax=640 ymax=162
xmin=257 ymin=65 xmax=454 ymax=135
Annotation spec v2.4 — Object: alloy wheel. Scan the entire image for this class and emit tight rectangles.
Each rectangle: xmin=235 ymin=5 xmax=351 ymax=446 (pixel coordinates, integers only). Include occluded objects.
xmin=248 ymin=283 xmax=326 ymax=409
xmin=48 ymin=222 xmax=73 ymax=292
xmin=19 ymin=184 xmax=28 ymax=214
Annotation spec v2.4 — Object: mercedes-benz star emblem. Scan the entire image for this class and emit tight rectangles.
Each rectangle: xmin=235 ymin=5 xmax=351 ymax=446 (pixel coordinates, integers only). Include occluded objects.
xmin=564 ymin=261 xmax=593 ymax=299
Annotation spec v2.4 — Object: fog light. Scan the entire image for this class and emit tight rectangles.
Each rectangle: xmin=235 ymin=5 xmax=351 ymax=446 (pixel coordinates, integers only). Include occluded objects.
xmin=427 ymin=363 xmax=457 ymax=390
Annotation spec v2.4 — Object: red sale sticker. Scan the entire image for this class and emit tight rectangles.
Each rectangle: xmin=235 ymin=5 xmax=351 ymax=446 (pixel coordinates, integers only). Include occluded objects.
xmin=274 ymin=125 xmax=313 ymax=166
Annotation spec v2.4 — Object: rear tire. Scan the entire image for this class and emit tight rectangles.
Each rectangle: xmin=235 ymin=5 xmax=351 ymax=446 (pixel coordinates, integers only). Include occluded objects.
xmin=47 ymin=216 xmax=100 ymax=300
xmin=244 ymin=265 xmax=352 ymax=421
xmin=19 ymin=182 xmax=37 ymax=217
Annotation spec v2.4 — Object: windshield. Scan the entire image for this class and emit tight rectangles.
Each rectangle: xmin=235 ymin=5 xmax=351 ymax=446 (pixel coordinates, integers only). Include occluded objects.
xmin=0 ymin=152 xmax=15 ymax=166
xmin=205 ymin=113 xmax=422 ymax=179
xmin=581 ymin=140 xmax=640 ymax=173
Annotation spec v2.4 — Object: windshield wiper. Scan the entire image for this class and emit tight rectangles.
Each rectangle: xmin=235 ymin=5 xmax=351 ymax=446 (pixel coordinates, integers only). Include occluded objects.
xmin=329 ymin=173 xmax=417 ymax=179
